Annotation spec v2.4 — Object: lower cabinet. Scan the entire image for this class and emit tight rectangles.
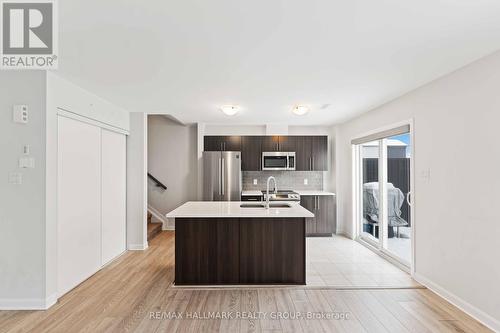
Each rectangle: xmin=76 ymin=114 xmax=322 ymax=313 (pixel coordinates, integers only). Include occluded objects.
xmin=300 ymin=195 xmax=336 ymax=236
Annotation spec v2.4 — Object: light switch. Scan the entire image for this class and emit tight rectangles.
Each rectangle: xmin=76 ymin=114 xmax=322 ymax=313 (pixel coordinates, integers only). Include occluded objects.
xmin=8 ymin=172 xmax=22 ymax=185
xmin=304 ymin=178 xmax=308 ymax=185
xmin=13 ymin=105 xmax=28 ymax=124
xmin=253 ymin=179 xmax=258 ymax=185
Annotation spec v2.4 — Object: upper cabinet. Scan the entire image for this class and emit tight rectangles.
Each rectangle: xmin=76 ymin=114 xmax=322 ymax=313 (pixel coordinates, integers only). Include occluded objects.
xmin=204 ymin=135 xmax=328 ymax=171
xmin=312 ymin=136 xmax=328 ymax=171
xmin=294 ymin=136 xmax=328 ymax=171
xmin=241 ymin=136 xmax=262 ymax=171
xmin=261 ymin=136 xmax=297 ymax=152
xmin=261 ymin=136 xmax=280 ymax=152
xmin=204 ymin=136 xmax=241 ymax=151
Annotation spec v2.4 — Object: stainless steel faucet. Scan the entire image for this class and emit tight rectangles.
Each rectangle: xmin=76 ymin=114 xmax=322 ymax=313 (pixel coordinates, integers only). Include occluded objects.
xmin=266 ymin=176 xmax=278 ymax=209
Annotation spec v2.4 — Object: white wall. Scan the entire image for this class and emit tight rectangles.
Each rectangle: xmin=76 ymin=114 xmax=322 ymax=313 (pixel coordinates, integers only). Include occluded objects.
xmin=45 ymin=72 xmax=130 ymax=302
xmin=335 ymin=50 xmax=500 ymax=330
xmin=0 ymin=71 xmax=130 ymax=309
xmin=148 ymin=116 xmax=198 ymax=228
xmin=127 ymin=113 xmax=148 ymax=249
xmin=0 ymin=71 xmax=47 ymax=309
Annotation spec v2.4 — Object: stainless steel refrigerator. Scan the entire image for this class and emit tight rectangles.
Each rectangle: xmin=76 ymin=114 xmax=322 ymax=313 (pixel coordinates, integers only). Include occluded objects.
xmin=203 ymin=151 xmax=241 ymax=201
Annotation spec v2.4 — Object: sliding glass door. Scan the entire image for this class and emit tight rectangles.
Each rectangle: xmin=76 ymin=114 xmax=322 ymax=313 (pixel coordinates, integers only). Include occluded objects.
xmin=355 ymin=125 xmax=412 ymax=267
xmin=384 ymin=133 xmax=412 ymax=264
xmin=360 ymin=141 xmax=380 ymax=245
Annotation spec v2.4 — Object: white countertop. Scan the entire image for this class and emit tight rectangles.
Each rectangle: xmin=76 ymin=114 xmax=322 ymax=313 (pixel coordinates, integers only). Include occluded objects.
xmin=294 ymin=190 xmax=336 ymax=196
xmin=166 ymin=201 xmax=314 ymax=218
xmin=241 ymin=190 xmax=263 ymax=196
xmin=242 ymin=190 xmax=335 ymax=196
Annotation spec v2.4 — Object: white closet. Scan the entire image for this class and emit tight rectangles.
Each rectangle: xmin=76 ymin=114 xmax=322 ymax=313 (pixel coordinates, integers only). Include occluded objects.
xmin=101 ymin=129 xmax=127 ymax=264
xmin=57 ymin=115 xmax=127 ymax=297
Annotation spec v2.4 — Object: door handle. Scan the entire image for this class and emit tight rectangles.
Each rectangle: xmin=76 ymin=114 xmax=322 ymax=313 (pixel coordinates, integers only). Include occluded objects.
xmin=221 ymin=158 xmax=225 ymax=196
xmin=218 ymin=158 xmax=222 ymax=196
xmin=407 ymin=191 xmax=412 ymax=207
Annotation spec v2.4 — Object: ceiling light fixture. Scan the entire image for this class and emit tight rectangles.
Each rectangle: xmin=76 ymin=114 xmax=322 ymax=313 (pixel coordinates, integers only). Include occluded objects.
xmin=292 ymin=105 xmax=309 ymax=116
xmin=220 ymin=105 xmax=239 ymax=116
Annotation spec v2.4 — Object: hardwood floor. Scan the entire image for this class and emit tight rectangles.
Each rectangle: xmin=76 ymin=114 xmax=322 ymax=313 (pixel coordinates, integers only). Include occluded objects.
xmin=0 ymin=231 xmax=492 ymax=333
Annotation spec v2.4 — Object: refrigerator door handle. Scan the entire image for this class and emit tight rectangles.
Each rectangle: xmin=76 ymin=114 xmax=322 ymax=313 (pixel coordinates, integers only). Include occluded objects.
xmin=218 ymin=158 xmax=222 ymax=196
xmin=221 ymin=158 xmax=225 ymax=196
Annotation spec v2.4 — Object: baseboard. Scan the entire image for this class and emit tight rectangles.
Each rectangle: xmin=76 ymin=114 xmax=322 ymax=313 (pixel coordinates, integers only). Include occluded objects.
xmin=413 ymin=273 xmax=500 ymax=332
xmin=128 ymin=243 xmax=148 ymax=251
xmin=0 ymin=293 xmax=57 ymax=310
xmin=162 ymin=224 xmax=175 ymax=231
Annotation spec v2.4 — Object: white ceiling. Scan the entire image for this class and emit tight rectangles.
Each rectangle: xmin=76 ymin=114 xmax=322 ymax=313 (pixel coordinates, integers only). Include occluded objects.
xmin=58 ymin=0 xmax=500 ymax=125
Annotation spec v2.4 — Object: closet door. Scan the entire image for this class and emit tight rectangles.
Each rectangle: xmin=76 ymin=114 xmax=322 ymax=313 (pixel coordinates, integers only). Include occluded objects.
xmin=101 ymin=129 xmax=127 ymax=265
xmin=57 ymin=116 xmax=101 ymax=296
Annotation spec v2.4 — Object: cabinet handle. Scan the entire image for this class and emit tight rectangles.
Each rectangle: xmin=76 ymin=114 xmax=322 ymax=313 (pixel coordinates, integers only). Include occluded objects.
xmin=312 ymin=156 xmax=314 ymax=170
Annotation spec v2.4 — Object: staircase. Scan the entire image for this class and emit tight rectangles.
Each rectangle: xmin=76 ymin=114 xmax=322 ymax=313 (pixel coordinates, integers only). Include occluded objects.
xmin=147 ymin=212 xmax=162 ymax=241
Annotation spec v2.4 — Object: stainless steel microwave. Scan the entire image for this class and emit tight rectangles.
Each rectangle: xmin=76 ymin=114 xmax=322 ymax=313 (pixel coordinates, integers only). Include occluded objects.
xmin=262 ymin=152 xmax=296 ymax=171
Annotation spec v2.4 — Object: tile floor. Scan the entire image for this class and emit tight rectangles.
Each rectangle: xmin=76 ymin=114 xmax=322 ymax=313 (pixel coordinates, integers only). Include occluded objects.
xmin=306 ymin=235 xmax=420 ymax=288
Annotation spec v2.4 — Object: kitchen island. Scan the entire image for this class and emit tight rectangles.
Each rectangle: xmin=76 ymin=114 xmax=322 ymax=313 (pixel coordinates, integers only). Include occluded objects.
xmin=166 ymin=201 xmax=314 ymax=285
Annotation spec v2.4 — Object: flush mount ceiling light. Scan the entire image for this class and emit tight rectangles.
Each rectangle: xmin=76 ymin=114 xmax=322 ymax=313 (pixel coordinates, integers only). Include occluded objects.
xmin=220 ymin=105 xmax=239 ymax=116
xmin=292 ymin=105 xmax=310 ymax=116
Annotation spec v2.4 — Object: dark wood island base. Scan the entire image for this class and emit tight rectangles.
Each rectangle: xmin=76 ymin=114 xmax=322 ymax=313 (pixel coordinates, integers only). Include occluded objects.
xmin=175 ymin=217 xmax=305 ymax=285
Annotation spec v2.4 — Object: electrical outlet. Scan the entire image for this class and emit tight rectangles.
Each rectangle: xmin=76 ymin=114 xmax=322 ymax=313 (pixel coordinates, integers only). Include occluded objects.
xmin=253 ymin=179 xmax=258 ymax=185
xmin=304 ymin=178 xmax=308 ymax=185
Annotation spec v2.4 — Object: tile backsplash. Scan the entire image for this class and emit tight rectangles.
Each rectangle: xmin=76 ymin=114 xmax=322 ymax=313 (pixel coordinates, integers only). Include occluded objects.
xmin=242 ymin=171 xmax=323 ymax=191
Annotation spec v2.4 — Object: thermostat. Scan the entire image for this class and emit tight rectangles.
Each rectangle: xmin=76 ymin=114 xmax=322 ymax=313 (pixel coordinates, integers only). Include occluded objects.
xmin=13 ymin=105 xmax=28 ymax=124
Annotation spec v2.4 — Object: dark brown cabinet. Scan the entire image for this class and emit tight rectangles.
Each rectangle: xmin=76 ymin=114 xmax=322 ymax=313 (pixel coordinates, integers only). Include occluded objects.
xmin=261 ymin=136 xmax=281 ymax=152
xmin=295 ymin=136 xmax=313 ymax=171
xmin=241 ymin=136 xmax=262 ymax=171
xmin=175 ymin=217 xmax=305 ymax=285
xmin=203 ymin=136 xmax=241 ymax=151
xmin=300 ymin=196 xmax=316 ymax=235
xmin=300 ymin=195 xmax=335 ymax=236
xmin=204 ymin=135 xmax=328 ymax=171
xmin=312 ymin=136 xmax=328 ymax=171
xmin=294 ymin=136 xmax=328 ymax=171
xmin=175 ymin=218 xmax=239 ymax=284
xmin=239 ymin=218 xmax=305 ymax=284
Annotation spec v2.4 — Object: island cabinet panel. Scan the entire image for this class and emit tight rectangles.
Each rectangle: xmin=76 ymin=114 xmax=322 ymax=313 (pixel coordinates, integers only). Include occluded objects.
xmin=239 ymin=218 xmax=305 ymax=284
xmin=175 ymin=217 xmax=306 ymax=285
xmin=175 ymin=218 xmax=239 ymax=285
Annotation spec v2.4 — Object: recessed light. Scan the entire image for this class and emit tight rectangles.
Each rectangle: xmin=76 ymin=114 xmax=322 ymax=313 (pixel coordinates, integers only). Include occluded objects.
xmin=220 ymin=105 xmax=239 ymax=116
xmin=292 ymin=105 xmax=309 ymax=115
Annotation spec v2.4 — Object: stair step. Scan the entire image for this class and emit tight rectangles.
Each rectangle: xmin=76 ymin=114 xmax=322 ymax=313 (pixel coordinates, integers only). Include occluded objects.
xmin=147 ymin=222 xmax=162 ymax=241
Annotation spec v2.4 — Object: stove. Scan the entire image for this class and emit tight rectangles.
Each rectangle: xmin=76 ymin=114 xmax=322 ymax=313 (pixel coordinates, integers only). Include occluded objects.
xmin=262 ymin=190 xmax=301 ymax=202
